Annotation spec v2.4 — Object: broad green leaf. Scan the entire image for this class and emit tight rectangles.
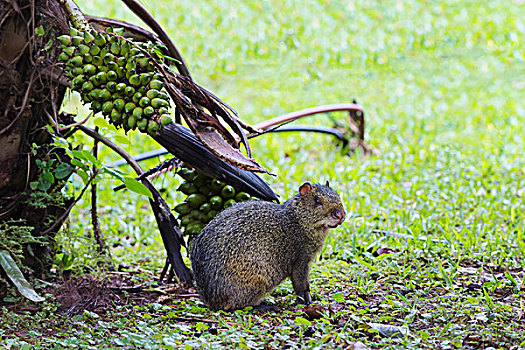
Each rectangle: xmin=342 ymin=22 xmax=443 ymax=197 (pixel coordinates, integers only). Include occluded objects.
xmin=34 ymin=26 xmax=45 ymax=35
xmin=0 ymin=250 xmax=45 ymax=302
xmin=113 ymin=135 xmax=130 ymax=145
xmin=294 ymin=316 xmax=312 ymax=327
xmin=123 ymin=177 xmax=152 ymax=199
xmin=55 ymin=163 xmax=73 ymax=179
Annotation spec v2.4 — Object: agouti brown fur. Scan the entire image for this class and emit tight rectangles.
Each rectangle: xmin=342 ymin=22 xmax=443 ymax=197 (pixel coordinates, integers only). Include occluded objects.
xmin=190 ymin=182 xmax=345 ymax=311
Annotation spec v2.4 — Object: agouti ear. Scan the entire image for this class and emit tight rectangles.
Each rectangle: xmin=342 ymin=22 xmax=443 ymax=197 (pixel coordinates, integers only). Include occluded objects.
xmin=299 ymin=182 xmax=312 ymax=196
xmin=325 ymin=180 xmax=330 ymax=188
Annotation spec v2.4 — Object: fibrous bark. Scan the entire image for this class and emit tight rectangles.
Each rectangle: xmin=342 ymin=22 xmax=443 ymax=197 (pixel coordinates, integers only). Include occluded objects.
xmin=0 ymin=0 xmax=73 ymax=275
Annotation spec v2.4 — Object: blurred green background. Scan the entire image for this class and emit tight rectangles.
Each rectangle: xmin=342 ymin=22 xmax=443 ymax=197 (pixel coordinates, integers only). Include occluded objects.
xmin=62 ymin=0 xmax=523 ymax=272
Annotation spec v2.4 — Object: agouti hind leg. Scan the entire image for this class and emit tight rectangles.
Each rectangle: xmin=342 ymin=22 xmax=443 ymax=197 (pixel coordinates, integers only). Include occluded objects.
xmin=212 ymin=277 xmax=269 ymax=311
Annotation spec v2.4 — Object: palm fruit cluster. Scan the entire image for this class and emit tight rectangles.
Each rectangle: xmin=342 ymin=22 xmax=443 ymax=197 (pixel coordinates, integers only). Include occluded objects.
xmin=57 ymin=27 xmax=172 ymax=135
xmin=174 ymin=168 xmax=255 ymax=236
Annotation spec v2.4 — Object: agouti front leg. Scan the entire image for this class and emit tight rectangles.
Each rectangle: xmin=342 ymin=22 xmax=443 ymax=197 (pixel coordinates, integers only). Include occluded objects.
xmin=291 ymin=263 xmax=312 ymax=305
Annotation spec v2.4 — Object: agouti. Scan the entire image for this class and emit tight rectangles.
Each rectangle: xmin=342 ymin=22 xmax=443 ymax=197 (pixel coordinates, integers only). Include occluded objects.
xmin=190 ymin=182 xmax=345 ymax=311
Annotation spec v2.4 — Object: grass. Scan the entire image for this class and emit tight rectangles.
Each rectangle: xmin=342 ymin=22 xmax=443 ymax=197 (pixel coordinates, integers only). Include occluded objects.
xmin=1 ymin=0 xmax=525 ymax=348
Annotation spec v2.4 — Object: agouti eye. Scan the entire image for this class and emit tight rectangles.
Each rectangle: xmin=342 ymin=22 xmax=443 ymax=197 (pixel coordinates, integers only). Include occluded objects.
xmin=314 ymin=196 xmax=322 ymax=206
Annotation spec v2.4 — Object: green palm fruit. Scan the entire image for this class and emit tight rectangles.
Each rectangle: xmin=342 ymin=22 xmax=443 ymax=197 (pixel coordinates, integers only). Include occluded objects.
xmin=160 ymin=114 xmax=172 ymax=126
xmin=132 ymin=107 xmax=142 ymax=119
xmin=95 ymin=72 xmax=107 ymax=85
xmin=62 ymin=46 xmax=76 ymax=57
xmin=70 ymin=56 xmax=83 ymax=66
xmin=70 ymin=68 xmax=82 ymax=76
xmin=103 ymin=53 xmax=115 ymax=64
xmin=178 ymin=182 xmax=198 ymax=195
xmin=57 ymin=35 xmax=71 ymax=45
xmin=88 ymin=88 xmax=101 ymax=101
xmin=116 ymin=67 xmax=126 ymax=79
xmin=147 ymin=121 xmax=159 ymax=134
xmin=102 ymin=101 xmax=113 ymax=114
xmin=107 ymin=71 xmax=118 ymax=81
xmin=186 ymin=223 xmax=204 ymax=235
xmin=91 ymin=101 xmax=102 ymax=111
xmin=180 ymin=215 xmax=192 ymax=226
xmin=199 ymin=186 xmax=212 ymax=197
xmin=58 ymin=52 xmax=70 ymax=62
xmin=206 ymin=210 xmax=217 ymax=220
xmin=78 ymin=44 xmax=90 ymax=55
xmin=83 ymin=64 xmax=96 ymax=76
xmin=137 ymin=119 xmax=148 ymax=131
xmin=113 ymin=99 xmax=125 ymax=112
xmin=193 ymin=173 xmax=208 ymax=188
xmin=110 ymin=109 xmax=121 ymax=123
xmin=129 ymin=74 xmax=141 ymax=87
xmin=88 ymin=75 xmax=98 ymax=86
xmin=115 ymin=83 xmax=126 ymax=94
xmin=210 ymin=196 xmax=223 ymax=210
xmin=112 ymin=92 xmax=125 ymax=100
xmin=178 ymin=168 xmax=197 ymax=181
xmin=124 ymin=86 xmax=135 ymax=97
xmin=146 ymin=89 xmax=160 ymax=99
xmin=71 ymin=75 xmax=84 ymax=90
xmin=190 ymin=209 xmax=201 ymax=219
xmin=113 ymin=27 xmax=124 ymax=36
xmin=158 ymin=92 xmax=170 ymax=101
xmin=98 ymin=89 xmax=111 ymax=101
xmin=235 ymin=192 xmax=251 ymax=202
xmin=127 ymin=115 xmax=137 ymax=129
xmin=71 ymin=36 xmax=83 ymax=46
xmin=107 ymin=61 xmax=118 ymax=71
xmin=125 ymin=68 xmax=136 ymax=80
xmin=83 ymin=54 xmax=92 ymax=63
xmin=210 ymin=179 xmax=224 ymax=192
xmin=224 ymin=199 xmax=236 ymax=208
xmin=149 ymin=80 xmax=163 ymax=90
xmin=143 ymin=106 xmax=154 ymax=117
xmin=89 ymin=44 xmax=100 ymax=56
xmin=94 ymin=33 xmax=106 ymax=47
xmin=110 ymin=42 xmax=120 ymax=55
xmin=100 ymin=46 xmax=110 ymax=59
xmin=221 ymin=185 xmax=236 ymax=199
xmin=187 ymin=194 xmax=207 ymax=208
xmin=151 ymin=98 xmax=169 ymax=108
xmin=69 ymin=28 xmax=79 ymax=37
xmin=106 ymin=81 xmax=117 ymax=92
xmin=124 ymin=102 xmax=136 ymax=114
xmin=132 ymin=92 xmax=143 ymax=104
xmin=137 ymin=86 xmax=148 ymax=95
xmin=92 ymin=55 xmax=103 ymax=67
xmin=117 ymin=57 xmax=127 ymax=67
xmin=137 ymin=57 xmax=149 ymax=68
xmin=139 ymin=97 xmax=150 ymax=108
xmin=174 ymin=202 xmax=191 ymax=215
xmin=120 ymin=42 xmax=130 ymax=56
xmin=83 ymin=31 xmax=94 ymax=44
xmin=199 ymin=202 xmax=211 ymax=214
xmin=139 ymin=74 xmax=151 ymax=86
xmin=82 ymin=81 xmax=94 ymax=92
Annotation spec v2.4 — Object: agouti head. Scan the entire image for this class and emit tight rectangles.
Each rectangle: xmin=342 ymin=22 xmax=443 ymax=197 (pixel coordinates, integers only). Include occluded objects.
xmin=291 ymin=181 xmax=346 ymax=229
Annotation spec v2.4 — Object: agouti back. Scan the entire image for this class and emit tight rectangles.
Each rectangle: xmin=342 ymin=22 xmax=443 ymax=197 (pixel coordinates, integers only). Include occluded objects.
xmin=190 ymin=182 xmax=345 ymax=311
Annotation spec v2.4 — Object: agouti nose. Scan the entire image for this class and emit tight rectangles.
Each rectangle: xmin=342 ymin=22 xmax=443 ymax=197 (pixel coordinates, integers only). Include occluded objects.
xmin=332 ymin=208 xmax=345 ymax=222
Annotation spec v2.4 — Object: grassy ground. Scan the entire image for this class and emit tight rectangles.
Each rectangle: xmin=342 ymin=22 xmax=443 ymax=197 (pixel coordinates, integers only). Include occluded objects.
xmin=1 ymin=0 xmax=525 ymax=348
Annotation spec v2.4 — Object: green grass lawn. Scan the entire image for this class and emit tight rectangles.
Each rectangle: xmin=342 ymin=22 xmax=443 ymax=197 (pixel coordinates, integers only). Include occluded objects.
xmin=1 ymin=0 xmax=524 ymax=348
